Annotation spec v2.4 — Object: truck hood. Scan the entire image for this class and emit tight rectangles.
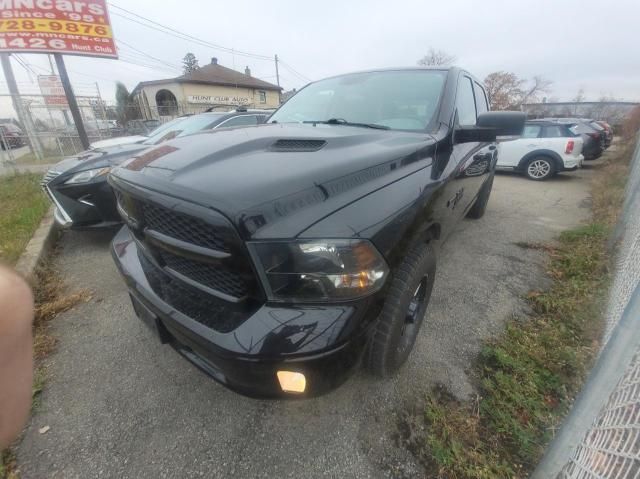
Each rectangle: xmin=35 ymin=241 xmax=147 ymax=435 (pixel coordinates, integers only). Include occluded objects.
xmin=112 ymin=123 xmax=436 ymax=239
xmin=52 ymin=143 xmax=149 ymax=176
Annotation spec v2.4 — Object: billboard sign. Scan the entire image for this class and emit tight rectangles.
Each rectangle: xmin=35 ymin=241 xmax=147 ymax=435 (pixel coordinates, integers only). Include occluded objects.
xmin=38 ymin=74 xmax=67 ymax=107
xmin=0 ymin=0 xmax=117 ymax=58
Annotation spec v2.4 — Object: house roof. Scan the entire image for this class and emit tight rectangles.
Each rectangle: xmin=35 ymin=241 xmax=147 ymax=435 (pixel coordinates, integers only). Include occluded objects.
xmin=132 ymin=62 xmax=282 ymax=94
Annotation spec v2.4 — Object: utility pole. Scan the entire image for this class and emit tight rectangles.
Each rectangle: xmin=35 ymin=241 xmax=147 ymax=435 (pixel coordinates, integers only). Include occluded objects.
xmin=47 ymin=54 xmax=71 ymax=125
xmin=0 ymin=53 xmax=43 ymax=161
xmin=274 ymin=54 xmax=281 ymax=104
xmin=54 ymin=53 xmax=89 ymax=150
xmin=47 ymin=54 xmax=55 ymax=74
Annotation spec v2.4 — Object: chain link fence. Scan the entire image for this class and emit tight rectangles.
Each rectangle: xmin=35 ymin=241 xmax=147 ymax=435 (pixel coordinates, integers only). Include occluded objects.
xmin=0 ymin=82 xmax=118 ymax=171
xmin=1 ymin=85 xmax=274 ymax=174
xmin=533 ymin=137 xmax=640 ymax=478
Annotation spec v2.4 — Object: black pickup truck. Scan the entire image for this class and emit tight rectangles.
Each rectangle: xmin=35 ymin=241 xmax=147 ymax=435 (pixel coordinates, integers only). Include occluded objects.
xmin=110 ymin=67 xmax=524 ymax=398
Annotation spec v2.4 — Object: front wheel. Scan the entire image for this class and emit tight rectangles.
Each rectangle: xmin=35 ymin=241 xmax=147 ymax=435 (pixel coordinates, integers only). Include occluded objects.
xmin=366 ymin=243 xmax=436 ymax=377
xmin=525 ymin=156 xmax=555 ymax=181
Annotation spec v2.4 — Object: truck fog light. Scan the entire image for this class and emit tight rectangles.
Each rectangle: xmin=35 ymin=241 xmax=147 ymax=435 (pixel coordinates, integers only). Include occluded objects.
xmin=277 ymin=371 xmax=306 ymax=393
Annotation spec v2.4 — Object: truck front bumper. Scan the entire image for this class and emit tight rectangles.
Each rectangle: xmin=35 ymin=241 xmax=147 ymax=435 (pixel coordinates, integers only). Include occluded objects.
xmin=111 ymin=226 xmax=380 ymax=399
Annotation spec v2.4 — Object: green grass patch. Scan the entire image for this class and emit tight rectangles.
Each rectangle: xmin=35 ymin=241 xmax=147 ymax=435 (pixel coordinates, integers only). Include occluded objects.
xmin=0 ymin=173 xmax=49 ymax=265
xmin=14 ymin=149 xmax=64 ymax=166
xmin=409 ymin=225 xmax=609 ymax=478
xmin=398 ymin=140 xmax=633 ymax=478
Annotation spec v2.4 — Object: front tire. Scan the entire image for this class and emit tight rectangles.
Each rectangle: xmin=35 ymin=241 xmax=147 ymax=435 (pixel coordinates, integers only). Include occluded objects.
xmin=525 ymin=156 xmax=555 ymax=181
xmin=366 ymin=243 xmax=436 ymax=377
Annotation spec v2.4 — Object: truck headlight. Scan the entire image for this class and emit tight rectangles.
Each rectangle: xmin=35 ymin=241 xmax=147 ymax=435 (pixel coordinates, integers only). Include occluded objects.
xmin=64 ymin=167 xmax=110 ymax=185
xmin=248 ymin=239 xmax=389 ymax=302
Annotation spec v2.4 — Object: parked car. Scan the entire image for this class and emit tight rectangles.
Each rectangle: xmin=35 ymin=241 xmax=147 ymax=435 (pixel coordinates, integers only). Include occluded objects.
xmin=539 ymin=118 xmax=604 ymax=160
xmin=125 ymin=119 xmax=162 ymax=136
xmin=89 ymin=116 xmax=191 ymax=149
xmin=0 ymin=123 xmax=26 ymax=149
xmin=584 ymin=119 xmax=608 ymax=149
xmin=95 ymin=119 xmax=124 ymax=138
xmin=109 ymin=67 xmax=525 ymax=398
xmin=595 ymin=120 xmax=613 ymax=147
xmin=42 ymin=110 xmax=272 ymax=228
xmin=498 ymin=121 xmax=584 ymax=180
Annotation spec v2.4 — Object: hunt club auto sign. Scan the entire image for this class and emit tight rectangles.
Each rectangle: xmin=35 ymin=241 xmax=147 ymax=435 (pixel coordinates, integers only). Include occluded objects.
xmin=0 ymin=0 xmax=117 ymax=58
xmin=188 ymin=95 xmax=251 ymax=106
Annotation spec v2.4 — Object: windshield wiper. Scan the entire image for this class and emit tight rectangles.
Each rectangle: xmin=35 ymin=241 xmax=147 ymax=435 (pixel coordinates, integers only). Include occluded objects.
xmin=303 ymin=118 xmax=390 ymax=130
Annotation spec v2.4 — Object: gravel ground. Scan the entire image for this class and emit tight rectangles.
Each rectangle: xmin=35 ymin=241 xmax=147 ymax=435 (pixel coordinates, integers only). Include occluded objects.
xmin=16 ymin=164 xmax=598 ymax=478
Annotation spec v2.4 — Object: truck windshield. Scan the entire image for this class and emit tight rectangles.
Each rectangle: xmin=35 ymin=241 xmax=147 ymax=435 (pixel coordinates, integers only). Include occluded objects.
xmin=269 ymin=70 xmax=447 ymax=131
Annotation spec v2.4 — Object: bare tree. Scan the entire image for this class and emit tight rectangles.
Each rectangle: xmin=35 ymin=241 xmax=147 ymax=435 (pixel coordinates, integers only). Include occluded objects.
xmin=417 ymin=48 xmax=456 ymax=66
xmin=590 ymin=94 xmax=620 ymax=120
xmin=572 ymin=88 xmax=586 ymax=103
xmin=484 ymin=71 xmax=552 ymax=110
xmin=520 ymin=76 xmax=552 ymax=105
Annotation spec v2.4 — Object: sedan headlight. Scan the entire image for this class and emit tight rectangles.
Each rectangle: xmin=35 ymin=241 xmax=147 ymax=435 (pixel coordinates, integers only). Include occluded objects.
xmin=64 ymin=167 xmax=110 ymax=185
xmin=249 ymin=239 xmax=389 ymax=302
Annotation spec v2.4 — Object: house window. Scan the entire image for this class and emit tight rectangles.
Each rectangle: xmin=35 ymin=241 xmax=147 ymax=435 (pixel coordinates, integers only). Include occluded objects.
xmin=259 ymin=91 xmax=266 ymax=104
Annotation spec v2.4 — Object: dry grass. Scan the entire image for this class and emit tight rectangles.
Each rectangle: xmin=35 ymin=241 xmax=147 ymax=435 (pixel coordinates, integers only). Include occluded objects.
xmin=398 ymin=136 xmax=635 ymax=478
xmin=591 ymin=141 xmax=635 ymax=227
xmin=0 ymin=450 xmax=17 ymax=479
xmin=31 ymin=258 xmax=92 ymax=365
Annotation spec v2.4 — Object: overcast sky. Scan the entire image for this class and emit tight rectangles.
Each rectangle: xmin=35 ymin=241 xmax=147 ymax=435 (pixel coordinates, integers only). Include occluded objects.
xmin=1 ymin=0 xmax=639 ymax=116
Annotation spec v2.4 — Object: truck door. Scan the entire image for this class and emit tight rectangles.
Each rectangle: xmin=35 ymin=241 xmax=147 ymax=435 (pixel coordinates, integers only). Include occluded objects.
xmin=449 ymin=76 xmax=493 ymax=221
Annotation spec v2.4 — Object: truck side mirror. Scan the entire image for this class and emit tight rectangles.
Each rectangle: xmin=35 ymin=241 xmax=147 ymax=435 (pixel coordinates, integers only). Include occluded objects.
xmin=455 ymin=111 xmax=526 ymax=143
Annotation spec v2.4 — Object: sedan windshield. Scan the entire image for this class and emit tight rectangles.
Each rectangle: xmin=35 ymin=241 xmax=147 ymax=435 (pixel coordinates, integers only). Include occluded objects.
xmin=143 ymin=117 xmax=185 ymax=138
xmin=269 ymin=70 xmax=447 ymax=131
xmin=142 ymin=114 xmax=224 ymax=145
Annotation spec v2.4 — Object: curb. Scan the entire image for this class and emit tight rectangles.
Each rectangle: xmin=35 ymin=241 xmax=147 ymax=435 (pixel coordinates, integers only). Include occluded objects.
xmin=14 ymin=206 xmax=60 ymax=279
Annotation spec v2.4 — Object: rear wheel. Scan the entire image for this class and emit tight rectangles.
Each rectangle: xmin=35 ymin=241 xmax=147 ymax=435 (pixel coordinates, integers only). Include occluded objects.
xmin=366 ymin=243 xmax=436 ymax=377
xmin=525 ymin=156 xmax=555 ymax=181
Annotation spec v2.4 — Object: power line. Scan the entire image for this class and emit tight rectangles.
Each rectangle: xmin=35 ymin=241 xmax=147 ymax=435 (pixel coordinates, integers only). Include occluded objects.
xmin=118 ymin=53 xmax=179 ymax=73
xmin=118 ymin=57 xmax=179 ymax=74
xmin=278 ymin=59 xmax=311 ymax=83
xmin=116 ymin=39 xmax=182 ymax=72
xmin=108 ymin=3 xmax=313 ymax=86
xmin=13 ymin=55 xmax=37 ymax=79
xmin=108 ymin=4 xmax=272 ymax=61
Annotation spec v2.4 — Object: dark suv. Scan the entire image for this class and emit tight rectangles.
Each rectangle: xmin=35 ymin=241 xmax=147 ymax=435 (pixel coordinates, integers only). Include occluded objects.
xmin=109 ymin=67 xmax=524 ymax=398
xmin=539 ymin=118 xmax=605 ymax=160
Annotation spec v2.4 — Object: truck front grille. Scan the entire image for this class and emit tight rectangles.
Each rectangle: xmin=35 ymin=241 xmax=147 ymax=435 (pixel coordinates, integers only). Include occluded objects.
xmin=142 ymin=202 xmax=229 ymax=252
xmin=115 ymin=187 xmax=261 ymax=333
xmin=138 ymin=252 xmax=251 ymax=333
xmin=158 ymin=249 xmax=249 ymax=299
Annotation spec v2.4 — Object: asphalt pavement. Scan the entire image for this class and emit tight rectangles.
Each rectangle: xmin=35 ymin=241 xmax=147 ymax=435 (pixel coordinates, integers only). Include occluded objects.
xmin=16 ymin=164 xmax=597 ymax=478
